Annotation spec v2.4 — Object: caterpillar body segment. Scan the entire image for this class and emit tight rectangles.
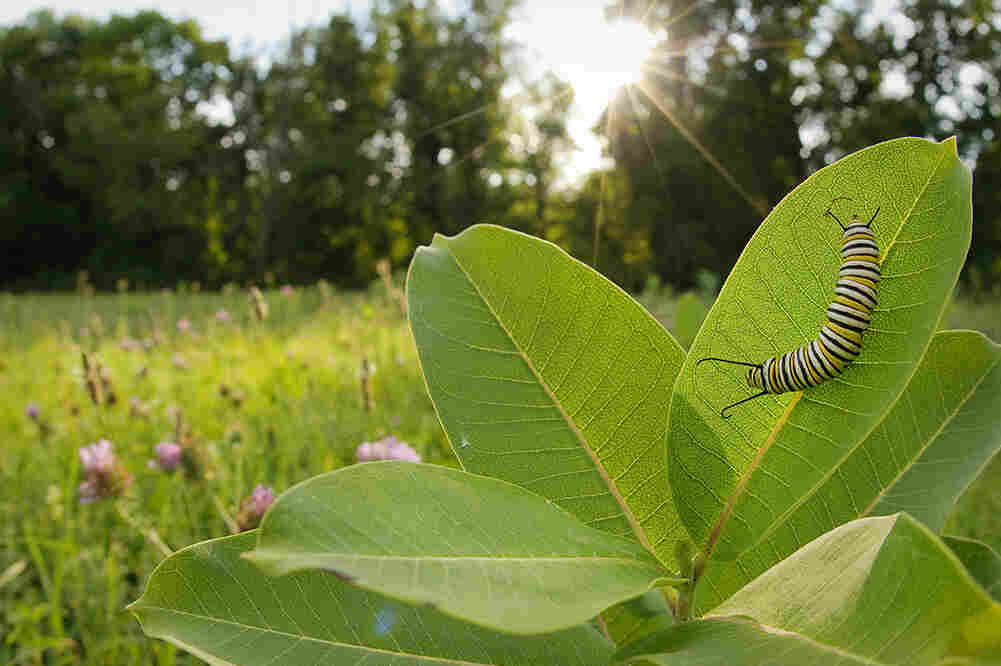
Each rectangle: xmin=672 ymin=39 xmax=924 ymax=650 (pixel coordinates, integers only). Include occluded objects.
xmin=698 ymin=201 xmax=881 ymax=418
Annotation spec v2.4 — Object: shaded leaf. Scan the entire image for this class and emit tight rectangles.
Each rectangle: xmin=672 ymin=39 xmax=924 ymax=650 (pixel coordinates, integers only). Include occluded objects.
xmin=945 ymin=535 xmax=1001 ymax=603
xmin=407 ymin=224 xmax=686 ymax=567
xmin=246 ymin=462 xmax=679 ymax=634
xmin=130 ymin=532 xmax=614 ymax=666
xmin=602 ymin=590 xmax=677 ymax=648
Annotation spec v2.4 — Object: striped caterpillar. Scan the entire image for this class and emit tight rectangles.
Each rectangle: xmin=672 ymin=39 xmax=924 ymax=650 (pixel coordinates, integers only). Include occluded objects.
xmin=699 ymin=198 xmax=881 ymax=418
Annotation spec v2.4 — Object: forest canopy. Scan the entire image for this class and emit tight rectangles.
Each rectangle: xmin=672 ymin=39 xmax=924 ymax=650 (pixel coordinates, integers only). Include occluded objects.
xmin=2 ymin=0 xmax=1000 ymax=292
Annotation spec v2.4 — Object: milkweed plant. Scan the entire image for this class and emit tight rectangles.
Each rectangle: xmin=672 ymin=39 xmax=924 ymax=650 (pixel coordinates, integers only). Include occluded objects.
xmin=131 ymin=137 xmax=1001 ymax=665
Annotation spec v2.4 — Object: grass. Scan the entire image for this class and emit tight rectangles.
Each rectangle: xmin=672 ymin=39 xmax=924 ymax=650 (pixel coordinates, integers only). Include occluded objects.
xmin=1 ymin=282 xmax=999 ymax=665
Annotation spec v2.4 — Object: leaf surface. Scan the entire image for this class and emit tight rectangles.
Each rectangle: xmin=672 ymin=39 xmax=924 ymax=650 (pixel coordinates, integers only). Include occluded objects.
xmin=130 ymin=532 xmax=614 ymax=666
xmin=710 ymin=515 xmax=1001 ymax=666
xmin=614 ymin=616 xmax=882 ymax=665
xmin=602 ymin=590 xmax=677 ymax=648
xmin=867 ymin=332 xmax=1001 ymax=529
xmin=613 ymin=518 xmax=1001 ymax=665
xmin=246 ymin=462 xmax=678 ymax=634
xmin=698 ymin=330 xmax=1001 ymax=610
xmin=945 ymin=536 xmax=1001 ymax=603
xmin=667 ymin=137 xmax=971 ymax=596
xmin=407 ymin=224 xmax=686 ymax=566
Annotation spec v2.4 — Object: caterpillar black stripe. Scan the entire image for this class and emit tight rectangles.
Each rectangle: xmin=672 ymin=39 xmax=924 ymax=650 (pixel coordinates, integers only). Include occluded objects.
xmin=698 ymin=197 xmax=881 ymax=418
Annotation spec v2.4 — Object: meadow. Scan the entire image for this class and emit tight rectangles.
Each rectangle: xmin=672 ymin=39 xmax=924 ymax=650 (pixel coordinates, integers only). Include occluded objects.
xmin=2 ymin=279 xmax=1000 ymax=665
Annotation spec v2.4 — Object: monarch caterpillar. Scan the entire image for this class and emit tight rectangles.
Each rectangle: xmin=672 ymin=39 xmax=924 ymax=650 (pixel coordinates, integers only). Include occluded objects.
xmin=698 ymin=197 xmax=881 ymax=418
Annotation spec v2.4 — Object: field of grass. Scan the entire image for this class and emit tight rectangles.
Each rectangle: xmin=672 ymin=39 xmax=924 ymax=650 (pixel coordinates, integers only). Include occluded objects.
xmin=2 ymin=281 xmax=999 ymax=665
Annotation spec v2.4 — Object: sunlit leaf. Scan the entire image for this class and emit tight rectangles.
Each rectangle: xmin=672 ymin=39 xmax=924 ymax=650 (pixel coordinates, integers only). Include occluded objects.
xmin=615 ymin=517 xmax=1001 ymax=665
xmin=667 ymin=137 xmax=972 ymax=605
xmin=407 ymin=224 xmax=687 ymax=567
xmin=614 ymin=616 xmax=882 ymax=665
xmin=246 ymin=462 xmax=680 ymax=634
xmin=711 ymin=515 xmax=1001 ymax=665
xmin=130 ymin=532 xmax=614 ymax=665
xmin=700 ymin=330 xmax=1001 ymax=610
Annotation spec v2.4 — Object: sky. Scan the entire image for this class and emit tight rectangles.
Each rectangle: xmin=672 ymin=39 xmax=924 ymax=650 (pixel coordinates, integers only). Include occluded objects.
xmin=1 ymin=1 xmax=664 ymax=181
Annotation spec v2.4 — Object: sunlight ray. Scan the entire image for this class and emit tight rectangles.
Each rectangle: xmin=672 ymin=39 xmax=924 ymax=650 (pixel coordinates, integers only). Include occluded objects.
xmin=634 ymin=78 xmax=768 ymax=216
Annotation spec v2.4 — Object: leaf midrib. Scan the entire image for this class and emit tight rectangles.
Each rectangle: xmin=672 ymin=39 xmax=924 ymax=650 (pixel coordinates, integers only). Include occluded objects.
xmin=253 ymin=552 xmax=661 ymax=566
xmin=703 ymin=144 xmax=953 ymax=562
xmin=135 ymin=605 xmax=492 ymax=665
xmin=444 ymin=240 xmax=654 ymax=554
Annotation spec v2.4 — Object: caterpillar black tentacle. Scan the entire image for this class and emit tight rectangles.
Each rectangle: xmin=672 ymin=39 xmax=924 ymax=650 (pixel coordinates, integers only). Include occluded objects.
xmin=700 ymin=200 xmax=881 ymax=418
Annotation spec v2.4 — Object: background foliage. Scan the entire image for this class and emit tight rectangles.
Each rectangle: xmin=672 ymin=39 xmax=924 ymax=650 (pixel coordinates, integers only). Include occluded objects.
xmin=3 ymin=0 xmax=1001 ymax=292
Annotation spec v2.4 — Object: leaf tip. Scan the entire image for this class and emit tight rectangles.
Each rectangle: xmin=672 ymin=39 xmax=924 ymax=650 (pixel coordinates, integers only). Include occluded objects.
xmin=942 ymin=135 xmax=959 ymax=155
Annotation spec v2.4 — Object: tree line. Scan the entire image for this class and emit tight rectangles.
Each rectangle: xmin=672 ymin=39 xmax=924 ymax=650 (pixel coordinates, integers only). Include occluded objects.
xmin=3 ymin=0 xmax=1000 ymax=292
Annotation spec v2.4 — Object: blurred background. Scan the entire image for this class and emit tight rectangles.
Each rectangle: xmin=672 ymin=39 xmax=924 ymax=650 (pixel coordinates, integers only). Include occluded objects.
xmin=4 ymin=3 xmax=1001 ymax=663
xmin=3 ymin=0 xmax=1000 ymax=295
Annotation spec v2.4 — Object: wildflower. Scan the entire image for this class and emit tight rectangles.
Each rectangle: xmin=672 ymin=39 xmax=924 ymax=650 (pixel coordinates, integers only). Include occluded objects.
xmin=280 ymin=284 xmax=294 ymax=297
xmin=129 ymin=397 xmax=149 ymax=419
xmin=177 ymin=318 xmax=191 ymax=333
xmin=77 ymin=439 xmax=131 ymax=503
xmin=149 ymin=441 xmax=183 ymax=472
xmin=236 ymin=484 xmax=276 ymax=531
xmin=215 ymin=309 xmax=231 ymax=323
xmin=25 ymin=403 xmax=40 ymax=421
xmin=80 ymin=439 xmax=115 ymax=474
xmin=356 ymin=436 xmax=421 ymax=463
xmin=119 ymin=337 xmax=141 ymax=351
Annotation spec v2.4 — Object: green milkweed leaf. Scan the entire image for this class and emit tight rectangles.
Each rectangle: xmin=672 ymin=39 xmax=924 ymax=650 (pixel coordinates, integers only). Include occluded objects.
xmin=945 ymin=535 xmax=1001 ymax=603
xmin=698 ymin=330 xmax=1001 ymax=611
xmin=245 ymin=462 xmax=681 ymax=634
xmin=616 ymin=515 xmax=1001 ymax=665
xmin=130 ymin=532 xmax=615 ymax=665
xmin=407 ymin=225 xmax=687 ymax=568
xmin=667 ymin=137 xmax=972 ymax=607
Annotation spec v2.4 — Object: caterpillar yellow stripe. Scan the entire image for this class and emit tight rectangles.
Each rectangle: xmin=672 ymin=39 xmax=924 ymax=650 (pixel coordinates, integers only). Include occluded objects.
xmin=698 ymin=199 xmax=880 ymax=418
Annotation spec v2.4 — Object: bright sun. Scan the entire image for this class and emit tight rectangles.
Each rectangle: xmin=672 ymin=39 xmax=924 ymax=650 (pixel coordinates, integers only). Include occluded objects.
xmin=509 ymin=7 xmax=663 ymax=179
xmin=590 ymin=19 xmax=663 ymax=99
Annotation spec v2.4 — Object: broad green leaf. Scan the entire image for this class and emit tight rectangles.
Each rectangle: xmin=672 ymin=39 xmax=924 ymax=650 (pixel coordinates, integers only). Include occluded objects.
xmin=868 ymin=332 xmax=1001 ymax=529
xmin=407 ymin=224 xmax=686 ymax=567
xmin=698 ymin=330 xmax=1001 ymax=611
xmin=613 ymin=616 xmax=882 ymax=665
xmin=130 ymin=532 xmax=614 ymax=666
xmin=246 ymin=462 xmax=679 ymax=634
xmin=602 ymin=590 xmax=677 ymax=648
xmin=945 ymin=536 xmax=1001 ymax=603
xmin=668 ymin=139 xmax=971 ymax=574
xmin=711 ymin=515 xmax=1001 ymax=666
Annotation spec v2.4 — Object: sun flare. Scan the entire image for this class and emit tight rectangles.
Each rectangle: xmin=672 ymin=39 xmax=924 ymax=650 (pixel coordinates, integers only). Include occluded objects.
xmin=510 ymin=7 xmax=664 ymax=179
xmin=592 ymin=19 xmax=663 ymax=99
